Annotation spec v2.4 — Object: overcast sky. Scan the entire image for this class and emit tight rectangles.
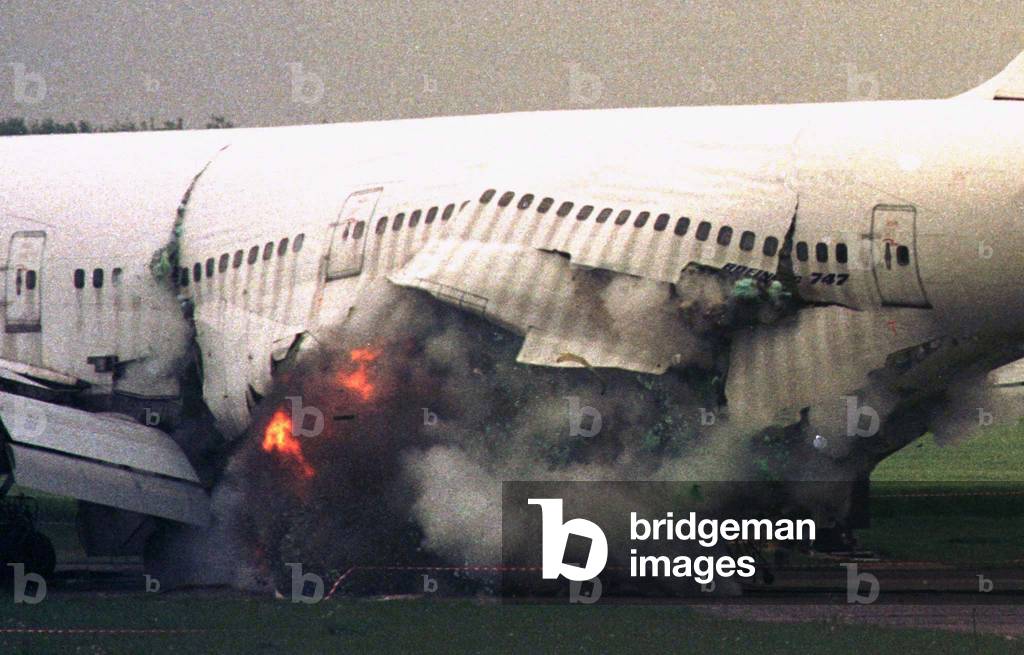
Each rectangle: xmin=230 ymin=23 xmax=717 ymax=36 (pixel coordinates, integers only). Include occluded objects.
xmin=0 ymin=1 xmax=1022 ymax=128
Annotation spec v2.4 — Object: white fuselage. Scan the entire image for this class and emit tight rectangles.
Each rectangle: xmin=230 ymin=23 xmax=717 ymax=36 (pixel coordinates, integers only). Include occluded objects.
xmin=2 ymin=97 xmax=1023 ymax=436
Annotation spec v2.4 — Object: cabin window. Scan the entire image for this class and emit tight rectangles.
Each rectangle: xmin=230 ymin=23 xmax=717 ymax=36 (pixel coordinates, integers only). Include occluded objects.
xmin=615 ymin=210 xmax=631 ymax=225
xmin=896 ymin=245 xmax=911 ymax=266
xmin=498 ymin=191 xmax=515 ymax=207
xmin=762 ymin=236 xmax=779 ymax=257
xmin=193 ymin=263 xmax=202 ymax=282
xmin=351 ymin=223 xmax=363 ymax=241
xmin=219 ymin=253 xmax=229 ymax=272
xmin=278 ymin=238 xmax=289 ymax=256
xmin=739 ymin=231 xmax=756 ymax=251
xmin=537 ymin=197 xmax=554 ymax=213
xmin=442 ymin=203 xmax=455 ymax=220
xmin=393 ymin=213 xmax=405 ymax=231
xmin=836 ymin=242 xmax=848 ymax=264
xmin=25 ymin=270 xmax=37 ymax=290
xmin=248 ymin=246 xmax=259 ymax=264
xmin=653 ymin=213 xmax=670 ymax=231
xmin=409 ymin=209 xmax=421 ymax=227
xmin=577 ymin=205 xmax=594 ymax=221
xmin=425 ymin=207 xmax=438 ymax=223
xmin=634 ymin=211 xmax=650 ymax=228
xmin=92 ymin=268 xmax=104 ymax=288
xmin=518 ymin=194 xmax=534 ymax=210
xmin=815 ymin=242 xmax=828 ymax=263
xmin=717 ymin=226 xmax=733 ymax=246
xmin=233 ymin=250 xmax=244 ymax=268
xmin=556 ymin=201 xmax=574 ymax=217
xmin=376 ymin=217 xmax=388 ymax=234
xmin=695 ymin=221 xmax=712 ymax=241
xmin=206 ymin=258 xmax=215 ymax=277
xmin=112 ymin=268 xmax=123 ymax=285
xmin=674 ymin=217 xmax=690 ymax=236
xmin=74 ymin=268 xmax=85 ymax=289
xmin=263 ymin=243 xmax=273 ymax=261
xmin=796 ymin=242 xmax=808 ymax=262
xmin=596 ymin=208 xmax=612 ymax=224
xmin=294 ymin=233 xmax=306 ymax=251
xmin=179 ymin=267 xmax=189 ymax=287
xmin=480 ymin=189 xmax=496 ymax=204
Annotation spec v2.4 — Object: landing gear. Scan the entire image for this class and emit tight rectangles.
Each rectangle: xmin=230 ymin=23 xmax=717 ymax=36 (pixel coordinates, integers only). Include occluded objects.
xmin=0 ymin=480 xmax=56 ymax=581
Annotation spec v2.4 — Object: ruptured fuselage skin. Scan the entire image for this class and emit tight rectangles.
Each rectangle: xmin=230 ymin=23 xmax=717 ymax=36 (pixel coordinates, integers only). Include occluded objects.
xmin=1 ymin=97 xmax=1023 ymax=438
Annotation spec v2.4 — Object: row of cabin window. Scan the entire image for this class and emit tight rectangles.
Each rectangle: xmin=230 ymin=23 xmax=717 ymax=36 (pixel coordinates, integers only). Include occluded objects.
xmin=479 ymin=189 xmax=783 ymax=255
xmin=178 ymin=233 xmax=305 ymax=287
xmin=367 ymin=202 xmax=461 ymax=237
xmin=789 ymin=241 xmax=909 ymax=266
xmin=73 ymin=267 xmax=123 ymax=289
xmin=336 ymin=202 xmax=463 ymax=241
xmin=478 ymin=189 xmax=903 ymax=267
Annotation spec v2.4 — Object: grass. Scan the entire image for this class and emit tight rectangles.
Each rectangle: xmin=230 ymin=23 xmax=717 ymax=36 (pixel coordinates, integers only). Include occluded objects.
xmin=863 ymin=421 xmax=1024 ymax=564
xmin=0 ymin=598 xmax=1019 ymax=655
xmin=873 ymin=421 xmax=1024 ymax=483
xmin=3 ymin=424 xmax=1024 ymax=653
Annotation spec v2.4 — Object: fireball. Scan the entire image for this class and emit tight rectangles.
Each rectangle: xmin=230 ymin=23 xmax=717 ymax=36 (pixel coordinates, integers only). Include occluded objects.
xmin=337 ymin=347 xmax=380 ymax=401
xmin=261 ymin=409 xmax=314 ymax=478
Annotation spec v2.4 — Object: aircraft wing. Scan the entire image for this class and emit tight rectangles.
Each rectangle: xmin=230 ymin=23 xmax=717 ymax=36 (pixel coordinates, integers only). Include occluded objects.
xmin=0 ymin=391 xmax=210 ymax=526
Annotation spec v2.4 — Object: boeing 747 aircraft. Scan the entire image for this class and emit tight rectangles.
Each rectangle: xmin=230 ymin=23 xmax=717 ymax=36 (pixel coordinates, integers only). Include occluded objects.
xmin=1 ymin=51 xmax=1023 ymax=571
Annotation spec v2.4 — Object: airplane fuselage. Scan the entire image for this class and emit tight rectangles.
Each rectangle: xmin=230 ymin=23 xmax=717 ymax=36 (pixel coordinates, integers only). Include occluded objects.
xmin=2 ymin=97 xmax=1023 ymax=437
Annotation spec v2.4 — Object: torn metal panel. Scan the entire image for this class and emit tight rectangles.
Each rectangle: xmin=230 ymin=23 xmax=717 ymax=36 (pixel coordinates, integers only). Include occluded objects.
xmin=0 ymin=391 xmax=209 ymax=526
xmin=990 ymin=358 xmax=1024 ymax=387
xmin=724 ymin=305 xmax=942 ymax=430
xmin=392 ymin=242 xmax=698 ymax=373
xmin=9 ymin=445 xmax=210 ymax=526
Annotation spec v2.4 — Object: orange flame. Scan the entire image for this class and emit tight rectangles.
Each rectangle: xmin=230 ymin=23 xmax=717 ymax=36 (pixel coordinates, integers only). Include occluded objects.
xmin=261 ymin=409 xmax=314 ymax=478
xmin=337 ymin=347 xmax=380 ymax=401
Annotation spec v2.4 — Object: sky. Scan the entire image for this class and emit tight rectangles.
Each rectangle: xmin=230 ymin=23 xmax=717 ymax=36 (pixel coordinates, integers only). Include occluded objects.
xmin=0 ymin=1 xmax=1022 ymax=128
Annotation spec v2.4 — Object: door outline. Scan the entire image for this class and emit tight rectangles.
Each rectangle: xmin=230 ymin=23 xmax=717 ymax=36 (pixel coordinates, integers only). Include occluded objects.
xmin=870 ymin=204 xmax=931 ymax=308
xmin=325 ymin=188 xmax=382 ymax=281
xmin=4 ymin=230 xmax=46 ymax=333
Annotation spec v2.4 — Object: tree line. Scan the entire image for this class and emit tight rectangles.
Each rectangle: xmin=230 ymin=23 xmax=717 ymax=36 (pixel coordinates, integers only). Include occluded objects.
xmin=0 ymin=115 xmax=234 ymax=136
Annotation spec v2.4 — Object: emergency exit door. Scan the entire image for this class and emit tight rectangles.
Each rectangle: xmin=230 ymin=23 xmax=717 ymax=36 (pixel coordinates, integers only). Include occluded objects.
xmin=870 ymin=205 xmax=930 ymax=308
xmin=325 ymin=188 xmax=382 ymax=280
xmin=4 ymin=231 xmax=46 ymax=333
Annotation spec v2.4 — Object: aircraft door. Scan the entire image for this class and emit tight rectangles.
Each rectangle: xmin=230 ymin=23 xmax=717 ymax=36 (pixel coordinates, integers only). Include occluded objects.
xmin=325 ymin=188 xmax=381 ymax=280
xmin=870 ymin=205 xmax=930 ymax=308
xmin=4 ymin=231 xmax=46 ymax=333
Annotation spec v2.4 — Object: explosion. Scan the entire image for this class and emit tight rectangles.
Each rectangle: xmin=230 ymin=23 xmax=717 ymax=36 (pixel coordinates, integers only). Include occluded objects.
xmin=213 ymin=283 xmax=898 ymax=596
xmin=337 ymin=347 xmax=380 ymax=401
xmin=260 ymin=409 xmax=314 ymax=479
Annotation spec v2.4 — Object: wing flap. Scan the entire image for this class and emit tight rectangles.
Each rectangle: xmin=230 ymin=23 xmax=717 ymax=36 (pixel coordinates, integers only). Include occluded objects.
xmin=0 ymin=391 xmax=210 ymax=526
